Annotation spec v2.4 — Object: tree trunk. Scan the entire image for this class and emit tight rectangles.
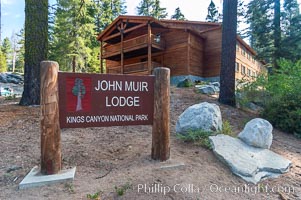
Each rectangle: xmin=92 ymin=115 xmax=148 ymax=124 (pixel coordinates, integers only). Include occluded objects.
xmin=218 ymin=0 xmax=238 ymax=107
xmin=273 ymin=0 xmax=281 ymax=69
xmin=72 ymin=56 xmax=76 ymax=72
xmin=12 ymin=51 xmax=16 ymax=72
xmin=20 ymin=0 xmax=48 ymax=106
xmin=0 ymin=0 xmax=2 ymax=44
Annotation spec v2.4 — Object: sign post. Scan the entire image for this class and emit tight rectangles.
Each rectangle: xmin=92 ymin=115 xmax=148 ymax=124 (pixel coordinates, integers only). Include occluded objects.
xmin=39 ymin=65 xmax=170 ymax=176
xmin=151 ymin=68 xmax=170 ymax=161
xmin=40 ymin=61 xmax=62 ymax=175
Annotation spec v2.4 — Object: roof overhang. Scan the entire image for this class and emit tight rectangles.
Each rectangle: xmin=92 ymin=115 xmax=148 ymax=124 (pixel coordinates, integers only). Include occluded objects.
xmin=97 ymin=15 xmax=167 ymax=42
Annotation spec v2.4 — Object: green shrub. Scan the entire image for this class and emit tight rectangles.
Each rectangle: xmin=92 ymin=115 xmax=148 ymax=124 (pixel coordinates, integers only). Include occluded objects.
xmin=262 ymin=93 xmax=301 ymax=137
xmin=87 ymin=191 xmax=101 ymax=200
xmin=176 ymin=129 xmax=214 ymax=149
xmin=219 ymin=120 xmax=235 ymax=137
xmin=114 ymin=182 xmax=132 ymax=196
xmin=237 ymin=59 xmax=301 ymax=137
xmin=177 ymin=79 xmax=194 ymax=88
xmin=262 ymin=59 xmax=301 ymax=137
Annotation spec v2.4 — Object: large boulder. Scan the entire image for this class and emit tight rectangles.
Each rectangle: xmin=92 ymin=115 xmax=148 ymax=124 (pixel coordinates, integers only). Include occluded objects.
xmin=199 ymin=85 xmax=214 ymax=94
xmin=209 ymin=134 xmax=291 ymax=184
xmin=238 ymin=118 xmax=273 ymax=149
xmin=198 ymin=85 xmax=219 ymax=95
xmin=176 ymin=102 xmax=222 ymax=134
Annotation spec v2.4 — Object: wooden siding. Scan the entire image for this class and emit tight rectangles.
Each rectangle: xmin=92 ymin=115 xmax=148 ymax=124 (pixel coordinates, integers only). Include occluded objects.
xmin=200 ymin=28 xmax=222 ymax=77
xmin=162 ymin=30 xmax=189 ymax=76
xmin=188 ymin=32 xmax=205 ymax=76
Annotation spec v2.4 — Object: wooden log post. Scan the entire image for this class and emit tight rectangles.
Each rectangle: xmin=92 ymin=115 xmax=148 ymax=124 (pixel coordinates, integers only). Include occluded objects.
xmin=40 ymin=61 xmax=61 ymax=175
xmin=151 ymin=67 xmax=170 ymax=161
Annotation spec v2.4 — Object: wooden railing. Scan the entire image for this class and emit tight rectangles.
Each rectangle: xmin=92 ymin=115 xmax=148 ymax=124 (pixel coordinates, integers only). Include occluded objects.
xmin=103 ymin=34 xmax=165 ymax=58
xmin=107 ymin=61 xmax=161 ymax=74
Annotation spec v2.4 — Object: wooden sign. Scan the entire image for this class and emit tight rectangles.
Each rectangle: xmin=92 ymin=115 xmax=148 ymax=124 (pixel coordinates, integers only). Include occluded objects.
xmin=58 ymin=73 xmax=154 ymax=128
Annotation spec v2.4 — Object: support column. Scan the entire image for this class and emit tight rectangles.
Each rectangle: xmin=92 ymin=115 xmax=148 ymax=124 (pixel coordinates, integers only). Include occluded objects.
xmin=151 ymin=67 xmax=170 ymax=161
xmin=147 ymin=22 xmax=152 ymax=73
xmin=120 ymin=21 xmax=124 ymax=74
xmin=40 ymin=61 xmax=61 ymax=175
xmin=100 ymin=41 xmax=104 ymax=74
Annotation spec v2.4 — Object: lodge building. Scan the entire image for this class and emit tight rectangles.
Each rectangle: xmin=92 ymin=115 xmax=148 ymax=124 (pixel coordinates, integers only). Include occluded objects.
xmin=97 ymin=15 xmax=266 ymax=84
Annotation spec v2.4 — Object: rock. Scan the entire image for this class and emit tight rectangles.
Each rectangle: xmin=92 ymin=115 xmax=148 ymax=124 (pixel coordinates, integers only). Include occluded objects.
xmin=246 ymin=102 xmax=263 ymax=112
xmin=209 ymin=134 xmax=291 ymax=184
xmin=0 ymin=73 xmax=8 ymax=83
xmin=81 ymin=152 xmax=88 ymax=157
xmin=209 ymin=82 xmax=220 ymax=88
xmin=213 ymin=86 xmax=220 ymax=93
xmin=176 ymin=102 xmax=222 ymax=134
xmin=198 ymin=85 xmax=216 ymax=95
xmin=238 ymin=118 xmax=273 ymax=149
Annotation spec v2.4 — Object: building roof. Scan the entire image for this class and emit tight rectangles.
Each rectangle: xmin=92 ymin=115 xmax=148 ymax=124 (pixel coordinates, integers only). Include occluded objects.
xmin=97 ymin=15 xmax=221 ymax=41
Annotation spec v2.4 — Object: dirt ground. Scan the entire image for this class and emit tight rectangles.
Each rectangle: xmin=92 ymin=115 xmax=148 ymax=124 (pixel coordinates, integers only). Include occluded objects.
xmin=0 ymin=87 xmax=300 ymax=200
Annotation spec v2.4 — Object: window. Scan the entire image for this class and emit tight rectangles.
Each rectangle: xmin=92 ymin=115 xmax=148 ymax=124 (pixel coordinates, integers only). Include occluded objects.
xmin=241 ymin=65 xmax=246 ymax=74
xmin=247 ymin=68 xmax=251 ymax=76
xmin=236 ymin=44 xmax=239 ymax=51
xmin=241 ymin=48 xmax=246 ymax=56
xmin=247 ymin=53 xmax=250 ymax=60
xmin=235 ymin=62 xmax=240 ymax=72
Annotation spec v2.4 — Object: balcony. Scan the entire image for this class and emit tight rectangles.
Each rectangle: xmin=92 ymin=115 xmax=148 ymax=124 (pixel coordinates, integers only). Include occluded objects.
xmin=107 ymin=61 xmax=161 ymax=75
xmin=102 ymin=34 xmax=165 ymax=60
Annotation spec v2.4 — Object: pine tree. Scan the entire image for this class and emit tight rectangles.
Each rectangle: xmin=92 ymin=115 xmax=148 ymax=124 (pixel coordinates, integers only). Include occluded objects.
xmin=136 ymin=0 xmax=167 ymax=19
xmin=246 ymin=0 xmax=273 ymax=63
xmin=219 ymin=0 xmax=238 ymax=107
xmin=237 ymin=0 xmax=248 ymax=38
xmin=15 ymin=29 xmax=25 ymax=73
xmin=20 ymin=0 xmax=48 ymax=106
xmin=152 ymin=0 xmax=167 ymax=19
xmin=94 ymin=0 xmax=126 ymax=31
xmin=0 ymin=50 xmax=7 ymax=72
xmin=171 ymin=7 xmax=186 ymax=20
xmin=280 ymin=0 xmax=301 ymax=61
xmin=1 ymin=37 xmax=12 ymax=69
xmin=206 ymin=0 xmax=221 ymax=22
xmin=137 ymin=0 xmax=154 ymax=16
xmin=49 ymin=0 xmax=96 ymax=72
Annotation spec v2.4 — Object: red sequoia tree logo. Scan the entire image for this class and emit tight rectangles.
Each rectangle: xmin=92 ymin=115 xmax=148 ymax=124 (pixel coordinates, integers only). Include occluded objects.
xmin=72 ymin=78 xmax=86 ymax=111
xmin=66 ymin=77 xmax=91 ymax=112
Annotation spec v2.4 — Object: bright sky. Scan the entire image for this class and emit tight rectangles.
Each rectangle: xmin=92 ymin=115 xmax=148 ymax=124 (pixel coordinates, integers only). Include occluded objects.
xmin=1 ymin=0 xmax=222 ymax=40
xmin=1 ymin=0 xmax=301 ymax=40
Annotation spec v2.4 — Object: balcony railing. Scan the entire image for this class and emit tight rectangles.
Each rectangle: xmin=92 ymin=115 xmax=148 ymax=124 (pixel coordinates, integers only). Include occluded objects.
xmin=107 ymin=61 xmax=161 ymax=74
xmin=103 ymin=34 xmax=165 ymax=58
